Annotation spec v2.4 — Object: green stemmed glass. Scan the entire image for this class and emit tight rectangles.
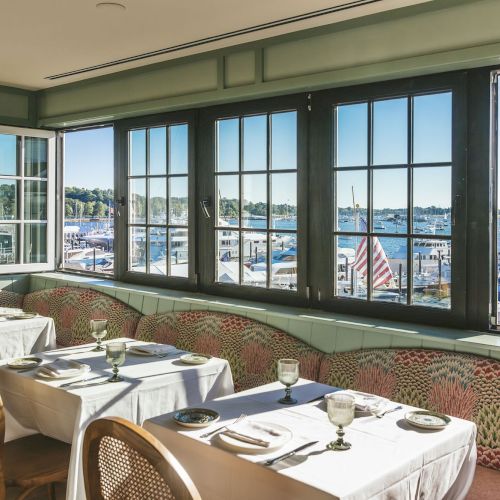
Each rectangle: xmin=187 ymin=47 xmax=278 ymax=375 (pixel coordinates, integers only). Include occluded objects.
xmin=90 ymin=319 xmax=108 ymax=352
xmin=106 ymin=342 xmax=126 ymax=382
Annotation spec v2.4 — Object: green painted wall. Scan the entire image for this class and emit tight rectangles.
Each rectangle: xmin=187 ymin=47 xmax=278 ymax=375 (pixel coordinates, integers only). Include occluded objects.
xmin=0 ymin=86 xmax=36 ymax=127
xmin=37 ymin=0 xmax=500 ymax=128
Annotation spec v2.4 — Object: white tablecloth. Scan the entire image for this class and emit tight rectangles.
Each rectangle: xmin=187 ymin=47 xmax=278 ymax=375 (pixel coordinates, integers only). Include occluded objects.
xmin=144 ymin=379 xmax=477 ymax=500
xmin=0 ymin=339 xmax=234 ymax=500
xmin=0 ymin=315 xmax=56 ymax=361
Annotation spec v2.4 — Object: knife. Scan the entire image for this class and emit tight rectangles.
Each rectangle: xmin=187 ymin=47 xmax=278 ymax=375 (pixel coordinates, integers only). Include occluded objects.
xmin=264 ymin=441 xmax=318 ymax=466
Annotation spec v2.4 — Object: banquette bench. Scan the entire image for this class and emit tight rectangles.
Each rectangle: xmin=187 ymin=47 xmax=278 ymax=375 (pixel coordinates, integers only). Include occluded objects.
xmin=5 ymin=286 xmax=499 ymax=493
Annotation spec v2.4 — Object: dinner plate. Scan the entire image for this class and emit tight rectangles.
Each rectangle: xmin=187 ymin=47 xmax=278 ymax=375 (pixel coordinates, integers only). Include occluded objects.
xmin=218 ymin=421 xmax=292 ymax=454
xmin=405 ymin=410 xmax=451 ymax=430
xmin=180 ymin=353 xmax=212 ymax=365
xmin=173 ymin=408 xmax=220 ymax=428
xmin=10 ymin=313 xmax=37 ymax=320
xmin=36 ymin=364 xmax=91 ymax=380
xmin=7 ymin=357 xmax=42 ymax=369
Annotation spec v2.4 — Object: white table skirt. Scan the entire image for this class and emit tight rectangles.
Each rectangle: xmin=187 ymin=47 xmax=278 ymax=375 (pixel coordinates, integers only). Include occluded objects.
xmin=0 ymin=316 xmax=56 ymax=361
xmin=144 ymin=380 xmax=477 ymax=500
xmin=0 ymin=339 xmax=234 ymax=500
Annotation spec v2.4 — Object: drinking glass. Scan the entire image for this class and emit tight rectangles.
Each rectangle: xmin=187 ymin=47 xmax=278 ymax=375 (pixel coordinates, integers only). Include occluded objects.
xmin=326 ymin=393 xmax=355 ymax=451
xmin=106 ymin=342 xmax=126 ymax=382
xmin=90 ymin=319 xmax=108 ymax=352
xmin=277 ymin=359 xmax=299 ymax=404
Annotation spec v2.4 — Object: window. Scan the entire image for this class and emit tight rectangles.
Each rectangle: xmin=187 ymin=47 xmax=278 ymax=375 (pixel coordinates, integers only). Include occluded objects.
xmin=214 ymin=110 xmax=298 ymax=291
xmin=127 ymin=123 xmax=190 ymax=278
xmin=0 ymin=126 xmax=54 ymax=272
xmin=63 ymin=127 xmax=114 ymax=274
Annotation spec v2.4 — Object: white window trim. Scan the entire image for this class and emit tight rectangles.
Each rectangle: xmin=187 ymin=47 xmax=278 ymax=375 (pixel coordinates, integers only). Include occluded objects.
xmin=0 ymin=125 xmax=56 ymax=274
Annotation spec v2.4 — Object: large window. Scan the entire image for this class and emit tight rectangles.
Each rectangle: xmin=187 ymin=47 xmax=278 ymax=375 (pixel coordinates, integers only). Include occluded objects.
xmin=63 ymin=127 xmax=114 ymax=274
xmin=0 ymin=126 xmax=54 ymax=272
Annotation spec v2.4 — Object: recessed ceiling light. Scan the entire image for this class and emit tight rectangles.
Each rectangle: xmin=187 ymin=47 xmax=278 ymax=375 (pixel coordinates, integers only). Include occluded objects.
xmin=96 ymin=2 xmax=126 ymax=11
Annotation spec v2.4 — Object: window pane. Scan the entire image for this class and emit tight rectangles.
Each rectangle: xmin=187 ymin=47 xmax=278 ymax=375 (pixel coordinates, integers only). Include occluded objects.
xmin=217 ymin=229 xmax=239 ymax=284
xmin=217 ymin=119 xmax=239 ymax=172
xmin=412 ymin=239 xmax=451 ymax=308
xmin=413 ymin=166 xmax=451 ymax=235
xmin=335 ymin=235 xmax=366 ymax=299
xmin=335 ymin=103 xmax=368 ymax=167
xmin=130 ymin=129 xmax=146 ymax=175
xmin=271 ymin=173 xmax=296 ymax=230
xmin=372 ymin=237 xmax=406 ymax=303
xmin=130 ymin=226 xmax=147 ymax=272
xmin=149 ymin=227 xmax=166 ymax=275
xmin=336 ymin=170 xmax=367 ymax=232
xmin=149 ymin=178 xmax=166 ymax=224
xmin=169 ymin=176 xmax=188 ymax=225
xmin=129 ymin=179 xmax=146 ymax=224
xmin=243 ymin=115 xmax=267 ymax=171
xmin=271 ymin=111 xmax=297 ymax=170
xmin=217 ymin=175 xmax=239 ymax=227
xmin=0 ymin=135 xmax=17 ymax=176
xmin=373 ymin=169 xmax=407 ymax=233
xmin=242 ymin=231 xmax=267 ymax=287
xmin=0 ymin=180 xmax=17 ymax=220
xmin=149 ymin=127 xmax=166 ymax=175
xmin=24 ymin=180 xmax=47 ymax=220
xmin=169 ymin=124 xmax=188 ymax=174
xmin=271 ymin=232 xmax=297 ymax=290
xmin=25 ymin=137 xmax=47 ymax=177
xmin=373 ymin=98 xmax=408 ymax=165
xmin=242 ymin=174 xmax=266 ymax=228
xmin=24 ymin=223 xmax=47 ymax=263
xmin=170 ymin=228 xmax=188 ymax=277
xmin=413 ymin=93 xmax=452 ymax=163
xmin=0 ymin=224 xmax=17 ymax=264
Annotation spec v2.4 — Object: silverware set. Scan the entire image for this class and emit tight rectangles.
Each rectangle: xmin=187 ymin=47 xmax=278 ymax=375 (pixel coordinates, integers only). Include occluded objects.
xmin=375 ymin=405 xmax=403 ymax=418
xmin=200 ymin=413 xmax=247 ymax=438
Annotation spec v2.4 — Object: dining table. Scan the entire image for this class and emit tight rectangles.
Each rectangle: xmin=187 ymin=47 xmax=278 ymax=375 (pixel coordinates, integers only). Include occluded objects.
xmin=0 ymin=310 xmax=56 ymax=361
xmin=144 ymin=379 xmax=477 ymax=500
xmin=0 ymin=338 xmax=234 ymax=500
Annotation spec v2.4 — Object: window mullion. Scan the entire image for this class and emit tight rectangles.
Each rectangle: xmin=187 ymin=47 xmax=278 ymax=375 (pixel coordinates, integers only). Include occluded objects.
xmin=407 ymin=97 xmax=414 ymax=305
xmin=367 ymin=102 xmax=373 ymax=301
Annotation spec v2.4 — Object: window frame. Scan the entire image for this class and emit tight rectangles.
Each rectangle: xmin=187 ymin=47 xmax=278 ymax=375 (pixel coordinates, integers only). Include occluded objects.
xmin=0 ymin=124 xmax=55 ymax=274
xmin=114 ymin=110 xmax=197 ymax=291
xmin=309 ymin=72 xmax=468 ymax=328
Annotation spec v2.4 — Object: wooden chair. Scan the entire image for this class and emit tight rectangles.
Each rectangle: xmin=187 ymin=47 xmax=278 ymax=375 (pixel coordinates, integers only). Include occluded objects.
xmin=0 ymin=395 xmax=71 ymax=500
xmin=83 ymin=417 xmax=201 ymax=500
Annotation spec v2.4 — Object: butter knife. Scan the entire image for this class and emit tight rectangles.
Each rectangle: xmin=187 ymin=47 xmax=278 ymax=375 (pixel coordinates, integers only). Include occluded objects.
xmin=264 ymin=441 xmax=318 ymax=466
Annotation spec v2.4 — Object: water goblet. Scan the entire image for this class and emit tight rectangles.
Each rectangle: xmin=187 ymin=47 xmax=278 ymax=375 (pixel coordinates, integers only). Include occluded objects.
xmin=326 ymin=393 xmax=355 ymax=451
xmin=277 ymin=359 xmax=299 ymax=404
xmin=106 ymin=342 xmax=126 ymax=382
xmin=90 ymin=319 xmax=108 ymax=352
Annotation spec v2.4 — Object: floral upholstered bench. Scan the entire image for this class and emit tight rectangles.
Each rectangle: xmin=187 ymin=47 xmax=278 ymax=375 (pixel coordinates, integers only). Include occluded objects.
xmin=0 ymin=289 xmax=24 ymax=309
xmin=23 ymin=286 xmax=142 ymax=347
xmin=135 ymin=311 xmax=323 ymax=392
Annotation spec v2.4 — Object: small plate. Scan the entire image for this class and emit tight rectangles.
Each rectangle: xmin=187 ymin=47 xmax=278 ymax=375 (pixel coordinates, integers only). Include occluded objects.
xmin=7 ymin=357 xmax=42 ymax=369
xmin=218 ymin=421 xmax=292 ymax=454
xmin=173 ymin=408 xmax=220 ymax=428
xmin=180 ymin=353 xmax=212 ymax=365
xmin=405 ymin=410 xmax=451 ymax=430
xmin=10 ymin=313 xmax=37 ymax=320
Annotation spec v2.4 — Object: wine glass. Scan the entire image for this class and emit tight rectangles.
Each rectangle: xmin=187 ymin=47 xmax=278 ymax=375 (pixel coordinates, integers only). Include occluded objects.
xmin=277 ymin=359 xmax=299 ymax=404
xmin=106 ymin=342 xmax=126 ymax=382
xmin=326 ymin=393 xmax=355 ymax=451
xmin=90 ymin=319 xmax=108 ymax=352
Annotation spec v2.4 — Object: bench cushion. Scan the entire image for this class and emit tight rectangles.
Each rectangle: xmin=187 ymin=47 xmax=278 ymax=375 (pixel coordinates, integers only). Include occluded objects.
xmin=23 ymin=287 xmax=142 ymax=347
xmin=135 ymin=311 xmax=323 ymax=392
xmin=0 ymin=290 xmax=23 ymax=309
xmin=318 ymin=349 xmax=500 ymax=471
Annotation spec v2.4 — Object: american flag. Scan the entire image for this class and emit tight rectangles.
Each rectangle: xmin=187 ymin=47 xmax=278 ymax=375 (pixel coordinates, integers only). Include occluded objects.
xmin=352 ymin=218 xmax=393 ymax=288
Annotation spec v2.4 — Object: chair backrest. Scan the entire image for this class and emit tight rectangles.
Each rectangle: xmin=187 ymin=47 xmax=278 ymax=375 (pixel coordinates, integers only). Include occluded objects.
xmin=135 ymin=311 xmax=323 ymax=392
xmin=83 ymin=417 xmax=201 ymax=500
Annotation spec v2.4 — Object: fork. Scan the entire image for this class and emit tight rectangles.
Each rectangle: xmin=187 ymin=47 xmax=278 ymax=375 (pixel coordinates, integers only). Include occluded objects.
xmin=199 ymin=413 xmax=247 ymax=438
xmin=375 ymin=405 xmax=403 ymax=418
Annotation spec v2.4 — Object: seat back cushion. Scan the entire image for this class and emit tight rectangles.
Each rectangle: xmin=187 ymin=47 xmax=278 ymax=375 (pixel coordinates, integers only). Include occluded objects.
xmin=136 ymin=311 xmax=323 ymax=392
xmin=0 ymin=290 xmax=23 ymax=309
xmin=318 ymin=349 xmax=500 ymax=470
xmin=23 ymin=287 xmax=142 ymax=347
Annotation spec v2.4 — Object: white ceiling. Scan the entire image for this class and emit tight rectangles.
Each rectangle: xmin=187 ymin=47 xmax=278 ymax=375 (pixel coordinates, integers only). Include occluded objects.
xmin=0 ymin=0 xmax=431 ymax=90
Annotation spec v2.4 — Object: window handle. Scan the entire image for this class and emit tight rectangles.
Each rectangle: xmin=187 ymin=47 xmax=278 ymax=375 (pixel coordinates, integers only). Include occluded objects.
xmin=115 ymin=196 xmax=125 ymax=217
xmin=200 ymin=198 xmax=211 ymax=219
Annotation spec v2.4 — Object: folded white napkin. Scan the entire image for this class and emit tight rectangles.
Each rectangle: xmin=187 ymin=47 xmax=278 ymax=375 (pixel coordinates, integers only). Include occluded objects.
xmin=327 ymin=390 xmax=388 ymax=413
xmin=129 ymin=344 xmax=177 ymax=355
xmin=0 ymin=307 xmax=24 ymax=315
xmin=38 ymin=358 xmax=90 ymax=378
xmin=223 ymin=421 xmax=284 ymax=448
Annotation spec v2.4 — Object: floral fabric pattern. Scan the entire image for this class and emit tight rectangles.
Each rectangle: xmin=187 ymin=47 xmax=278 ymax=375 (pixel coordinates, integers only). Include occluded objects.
xmin=23 ymin=287 xmax=142 ymax=347
xmin=0 ymin=290 xmax=23 ymax=309
xmin=135 ymin=311 xmax=323 ymax=392
xmin=318 ymin=349 xmax=500 ymax=471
